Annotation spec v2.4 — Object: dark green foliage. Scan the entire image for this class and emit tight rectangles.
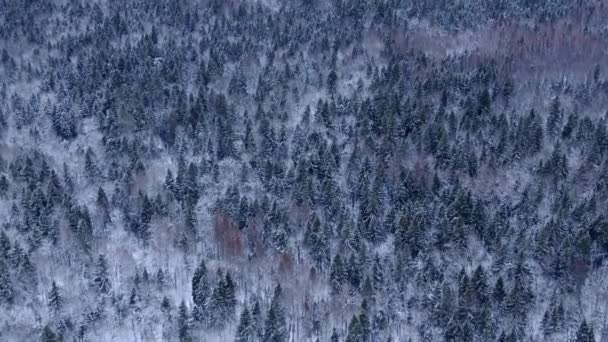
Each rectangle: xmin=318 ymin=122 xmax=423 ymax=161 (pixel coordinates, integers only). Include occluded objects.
xmin=235 ymin=306 xmax=253 ymax=342
xmin=192 ymin=259 xmax=209 ymax=312
xmin=40 ymin=324 xmax=59 ymax=342
xmin=48 ymin=281 xmax=62 ymax=315
xmin=575 ymin=320 xmax=595 ymax=342
xmin=92 ymin=255 xmax=111 ymax=295
xmin=178 ymin=300 xmax=191 ymax=342
xmin=0 ymin=258 xmax=13 ymax=304
xmin=264 ymin=284 xmax=287 ymax=342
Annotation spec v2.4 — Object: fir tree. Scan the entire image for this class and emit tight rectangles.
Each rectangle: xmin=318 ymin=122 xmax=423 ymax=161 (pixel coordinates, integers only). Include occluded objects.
xmin=251 ymin=300 xmax=264 ymax=341
xmin=0 ymin=258 xmax=13 ymax=304
xmin=235 ymin=306 xmax=253 ymax=342
xmin=48 ymin=281 xmax=62 ymax=315
xmin=161 ymin=296 xmax=172 ymax=316
xmin=192 ymin=258 xmax=210 ymax=317
xmin=575 ymin=320 xmax=595 ymax=342
xmin=178 ymin=300 xmax=191 ymax=342
xmin=93 ymin=255 xmax=111 ymax=295
xmin=40 ymin=324 xmax=59 ymax=342
xmin=331 ymin=328 xmax=339 ymax=342
xmin=264 ymin=284 xmax=287 ymax=342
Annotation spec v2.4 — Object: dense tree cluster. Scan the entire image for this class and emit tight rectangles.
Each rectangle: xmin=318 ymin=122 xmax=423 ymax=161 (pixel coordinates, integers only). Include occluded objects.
xmin=0 ymin=0 xmax=608 ymax=341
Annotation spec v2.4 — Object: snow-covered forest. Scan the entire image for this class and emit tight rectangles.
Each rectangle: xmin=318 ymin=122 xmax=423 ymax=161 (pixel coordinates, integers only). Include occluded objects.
xmin=1 ymin=0 xmax=608 ymax=341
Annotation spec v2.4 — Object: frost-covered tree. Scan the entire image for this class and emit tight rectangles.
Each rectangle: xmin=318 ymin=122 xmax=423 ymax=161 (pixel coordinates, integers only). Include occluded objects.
xmin=264 ymin=284 xmax=287 ymax=342
xmin=92 ymin=255 xmax=111 ymax=295
xmin=0 ymin=258 xmax=13 ymax=304
xmin=47 ymin=281 xmax=62 ymax=315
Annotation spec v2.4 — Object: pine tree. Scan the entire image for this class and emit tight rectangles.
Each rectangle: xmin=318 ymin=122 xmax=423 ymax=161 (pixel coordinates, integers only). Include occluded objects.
xmin=358 ymin=301 xmax=371 ymax=342
xmin=546 ymin=96 xmax=562 ymax=138
xmin=346 ymin=253 xmax=362 ymax=289
xmin=251 ymin=300 xmax=263 ymax=341
xmin=156 ymin=269 xmax=165 ymax=288
xmin=431 ymin=282 xmax=455 ymax=328
xmin=84 ymin=147 xmax=99 ymax=179
xmin=0 ymin=258 xmax=13 ymax=304
xmin=224 ymin=272 xmax=237 ymax=322
xmin=191 ymin=258 xmax=209 ymax=320
xmin=129 ymin=285 xmax=139 ymax=306
xmin=77 ymin=207 xmax=93 ymax=253
xmin=93 ymin=255 xmax=111 ymax=295
xmin=345 ymin=315 xmax=362 ymax=342
xmin=492 ymin=276 xmax=506 ymax=306
xmin=48 ymin=281 xmax=62 ymax=315
xmin=96 ymin=186 xmax=111 ymax=225
xmin=575 ymin=320 xmax=595 ymax=342
xmin=358 ymin=181 xmax=383 ymax=243
xmin=327 ymin=70 xmax=338 ymax=96
xmin=551 ymin=302 xmax=565 ymax=333
xmin=0 ymin=174 xmax=9 ymax=199
xmin=541 ymin=307 xmax=553 ymax=336
xmin=304 ymin=215 xmax=330 ymax=271
xmin=330 ymin=253 xmax=346 ymax=294
xmin=178 ymin=300 xmax=191 ymax=342
xmin=19 ymin=252 xmax=37 ymax=288
xmin=161 ymin=296 xmax=172 ymax=316
xmin=264 ymin=284 xmax=287 ymax=342
xmin=40 ymin=324 xmax=59 ymax=342
xmin=471 ymin=265 xmax=489 ymax=306
xmin=0 ymin=232 xmax=10 ymax=260
xmin=330 ymin=328 xmax=339 ymax=342
xmin=235 ymin=306 xmax=253 ymax=342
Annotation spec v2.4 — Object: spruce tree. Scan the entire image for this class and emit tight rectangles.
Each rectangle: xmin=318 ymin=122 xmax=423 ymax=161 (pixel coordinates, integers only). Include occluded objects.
xmin=161 ymin=296 xmax=172 ymax=316
xmin=178 ymin=300 xmax=191 ymax=342
xmin=251 ymin=300 xmax=263 ymax=341
xmin=492 ymin=276 xmax=506 ymax=305
xmin=330 ymin=328 xmax=339 ymax=342
xmin=192 ymin=259 xmax=210 ymax=307
xmin=93 ymin=255 xmax=111 ymax=295
xmin=345 ymin=315 xmax=361 ymax=342
xmin=263 ymin=284 xmax=287 ymax=342
xmin=40 ymin=324 xmax=59 ymax=342
xmin=235 ymin=306 xmax=253 ymax=342
xmin=0 ymin=258 xmax=13 ymax=304
xmin=575 ymin=320 xmax=595 ymax=342
xmin=48 ymin=281 xmax=62 ymax=315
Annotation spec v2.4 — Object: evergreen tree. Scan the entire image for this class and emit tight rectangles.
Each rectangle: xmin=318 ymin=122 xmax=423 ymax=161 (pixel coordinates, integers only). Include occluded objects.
xmin=471 ymin=265 xmax=489 ymax=306
xmin=304 ymin=215 xmax=330 ymax=271
xmin=84 ymin=147 xmax=99 ymax=179
xmin=263 ymin=284 xmax=287 ymax=342
xmin=96 ymin=186 xmax=111 ymax=225
xmin=330 ymin=253 xmax=346 ymax=294
xmin=235 ymin=306 xmax=253 ymax=342
xmin=178 ymin=300 xmax=191 ymax=342
xmin=575 ymin=320 xmax=595 ymax=342
xmin=93 ymin=255 xmax=111 ymax=295
xmin=224 ymin=272 xmax=237 ymax=322
xmin=0 ymin=258 xmax=13 ymax=304
xmin=48 ymin=281 xmax=62 ymax=315
xmin=546 ymin=96 xmax=562 ymax=138
xmin=331 ymin=328 xmax=339 ymax=342
xmin=192 ymin=258 xmax=210 ymax=319
xmin=358 ymin=181 xmax=383 ymax=243
xmin=492 ymin=276 xmax=506 ymax=306
xmin=161 ymin=296 xmax=172 ymax=316
xmin=251 ymin=300 xmax=264 ymax=341
xmin=39 ymin=324 xmax=59 ymax=342
xmin=345 ymin=315 xmax=362 ymax=342
xmin=140 ymin=196 xmax=153 ymax=242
